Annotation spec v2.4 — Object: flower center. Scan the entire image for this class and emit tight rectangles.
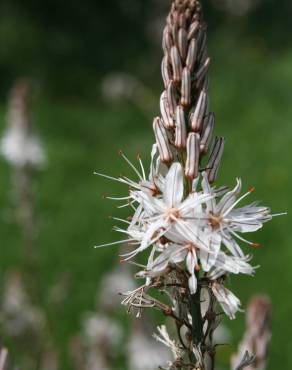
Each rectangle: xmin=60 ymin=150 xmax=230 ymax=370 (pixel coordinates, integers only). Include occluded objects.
xmin=165 ymin=207 xmax=180 ymax=222
xmin=209 ymin=212 xmax=223 ymax=230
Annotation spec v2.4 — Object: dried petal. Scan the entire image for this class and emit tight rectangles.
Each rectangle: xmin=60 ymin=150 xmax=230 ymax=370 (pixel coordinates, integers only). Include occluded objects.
xmin=175 ymin=105 xmax=187 ymax=149
xmin=185 ymin=132 xmax=200 ymax=179
xmin=160 ymin=91 xmax=175 ymax=129
xmin=181 ymin=68 xmax=191 ymax=107
xmin=170 ymin=46 xmax=183 ymax=82
xmin=153 ymin=117 xmax=173 ymax=163
xmin=206 ymin=137 xmax=225 ymax=183
xmin=190 ymin=90 xmax=208 ymax=132
xmin=200 ymin=113 xmax=215 ymax=154
xmin=186 ymin=38 xmax=198 ymax=72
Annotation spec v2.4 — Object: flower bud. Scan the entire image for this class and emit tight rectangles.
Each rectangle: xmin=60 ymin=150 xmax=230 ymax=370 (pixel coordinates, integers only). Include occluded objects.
xmin=170 ymin=46 xmax=183 ymax=82
xmin=190 ymin=90 xmax=208 ymax=132
xmin=196 ymin=57 xmax=211 ymax=85
xmin=186 ymin=39 xmax=198 ymax=72
xmin=181 ymin=68 xmax=191 ymax=107
xmin=178 ymin=28 xmax=188 ymax=60
xmin=160 ymin=91 xmax=174 ymax=129
xmin=162 ymin=26 xmax=173 ymax=54
xmin=167 ymin=81 xmax=178 ymax=117
xmin=187 ymin=20 xmax=199 ymax=40
xmin=175 ymin=106 xmax=187 ymax=149
xmin=206 ymin=137 xmax=225 ymax=183
xmin=185 ymin=132 xmax=200 ymax=179
xmin=161 ymin=56 xmax=171 ymax=88
xmin=153 ymin=117 xmax=173 ymax=163
xmin=200 ymin=113 xmax=215 ymax=154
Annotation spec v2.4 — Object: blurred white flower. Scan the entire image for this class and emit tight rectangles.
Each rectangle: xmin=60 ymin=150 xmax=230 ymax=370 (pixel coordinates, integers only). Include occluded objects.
xmin=128 ymin=326 xmax=171 ymax=370
xmin=1 ymin=127 xmax=46 ymax=168
xmin=0 ymin=80 xmax=47 ymax=168
xmin=0 ymin=270 xmax=45 ymax=337
xmin=99 ymin=265 xmax=136 ymax=310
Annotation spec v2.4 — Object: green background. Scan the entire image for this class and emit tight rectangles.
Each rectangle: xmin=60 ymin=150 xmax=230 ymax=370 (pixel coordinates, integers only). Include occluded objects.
xmin=0 ymin=0 xmax=290 ymax=369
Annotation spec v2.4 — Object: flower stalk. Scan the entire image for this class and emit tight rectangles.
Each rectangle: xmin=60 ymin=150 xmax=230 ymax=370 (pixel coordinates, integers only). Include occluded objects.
xmin=96 ymin=1 xmax=284 ymax=369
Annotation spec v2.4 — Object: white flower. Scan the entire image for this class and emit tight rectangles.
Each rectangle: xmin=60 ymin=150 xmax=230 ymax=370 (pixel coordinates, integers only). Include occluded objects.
xmin=128 ymin=327 xmax=171 ymax=370
xmin=0 ymin=127 xmax=46 ymax=168
xmin=153 ymin=325 xmax=182 ymax=361
xmin=122 ymin=162 xmax=213 ymax=262
xmin=208 ymin=252 xmax=255 ymax=280
xmin=211 ymin=282 xmax=242 ymax=319
xmin=199 ymin=172 xmax=273 ymax=258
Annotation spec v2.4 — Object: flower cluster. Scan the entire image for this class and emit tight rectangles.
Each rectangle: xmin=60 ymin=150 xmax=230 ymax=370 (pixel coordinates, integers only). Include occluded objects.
xmin=96 ymin=146 xmax=275 ymax=319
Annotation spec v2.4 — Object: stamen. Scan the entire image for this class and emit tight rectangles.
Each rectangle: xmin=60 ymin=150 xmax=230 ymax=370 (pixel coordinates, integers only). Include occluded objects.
xmin=137 ymin=154 xmax=146 ymax=180
xmin=94 ymin=238 xmax=137 ymax=249
xmin=119 ymin=150 xmax=143 ymax=180
xmin=222 ymin=190 xmax=254 ymax=218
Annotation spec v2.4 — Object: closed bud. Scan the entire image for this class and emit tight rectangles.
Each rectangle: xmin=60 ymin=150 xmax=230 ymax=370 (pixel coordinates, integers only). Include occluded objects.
xmin=153 ymin=117 xmax=173 ymax=163
xmin=186 ymin=39 xmax=198 ymax=72
xmin=179 ymin=13 xmax=187 ymax=29
xmin=188 ymin=20 xmax=200 ymax=40
xmin=200 ymin=113 xmax=215 ymax=154
xmin=162 ymin=26 xmax=173 ymax=55
xmin=190 ymin=90 xmax=208 ymax=132
xmin=170 ymin=46 xmax=183 ymax=82
xmin=175 ymin=106 xmax=187 ymax=149
xmin=178 ymin=28 xmax=188 ymax=60
xmin=181 ymin=68 xmax=191 ymax=107
xmin=206 ymin=137 xmax=225 ymax=183
xmin=161 ymin=56 xmax=172 ymax=88
xmin=160 ymin=91 xmax=174 ymax=129
xmin=185 ymin=133 xmax=200 ymax=179
xmin=167 ymin=81 xmax=178 ymax=117
xmin=196 ymin=57 xmax=211 ymax=85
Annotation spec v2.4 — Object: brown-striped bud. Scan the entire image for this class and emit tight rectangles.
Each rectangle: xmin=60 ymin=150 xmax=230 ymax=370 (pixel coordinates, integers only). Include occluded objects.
xmin=185 ymin=132 xmax=200 ymax=179
xmin=153 ymin=117 xmax=173 ymax=163
xmin=170 ymin=46 xmax=183 ymax=82
xmin=179 ymin=13 xmax=187 ymax=29
xmin=160 ymin=91 xmax=174 ymax=129
xmin=162 ymin=26 xmax=173 ymax=55
xmin=188 ymin=20 xmax=199 ymax=40
xmin=196 ymin=57 xmax=211 ymax=84
xmin=181 ymin=68 xmax=191 ymax=107
xmin=200 ymin=113 xmax=215 ymax=154
xmin=175 ymin=105 xmax=187 ymax=149
xmin=161 ymin=56 xmax=172 ymax=88
xmin=186 ymin=38 xmax=198 ymax=72
xmin=190 ymin=90 xmax=208 ymax=132
xmin=178 ymin=28 xmax=188 ymax=60
xmin=167 ymin=81 xmax=178 ymax=116
xmin=206 ymin=137 xmax=225 ymax=183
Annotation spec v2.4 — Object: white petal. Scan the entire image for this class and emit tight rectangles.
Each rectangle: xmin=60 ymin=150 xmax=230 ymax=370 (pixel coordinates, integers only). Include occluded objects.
xmin=163 ymin=162 xmax=184 ymax=207
xmin=200 ymin=232 xmax=221 ymax=272
xmin=217 ymin=178 xmax=241 ymax=214
xmin=222 ymin=234 xmax=244 ymax=257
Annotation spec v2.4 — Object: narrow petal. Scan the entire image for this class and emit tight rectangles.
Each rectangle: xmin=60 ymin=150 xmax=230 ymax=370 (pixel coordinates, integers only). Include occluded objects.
xmin=163 ymin=162 xmax=184 ymax=207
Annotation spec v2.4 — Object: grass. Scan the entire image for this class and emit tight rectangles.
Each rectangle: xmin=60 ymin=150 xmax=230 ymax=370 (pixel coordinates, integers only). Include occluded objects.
xmin=0 ymin=41 xmax=291 ymax=369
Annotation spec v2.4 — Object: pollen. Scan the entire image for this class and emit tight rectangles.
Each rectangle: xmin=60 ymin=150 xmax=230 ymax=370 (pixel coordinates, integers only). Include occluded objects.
xmin=251 ymin=243 xmax=261 ymax=248
xmin=249 ymin=186 xmax=256 ymax=193
xmin=165 ymin=207 xmax=181 ymax=221
xmin=209 ymin=212 xmax=222 ymax=230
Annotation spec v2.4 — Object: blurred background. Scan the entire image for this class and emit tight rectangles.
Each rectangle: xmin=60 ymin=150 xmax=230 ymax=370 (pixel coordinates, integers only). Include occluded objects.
xmin=0 ymin=0 xmax=291 ymax=369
